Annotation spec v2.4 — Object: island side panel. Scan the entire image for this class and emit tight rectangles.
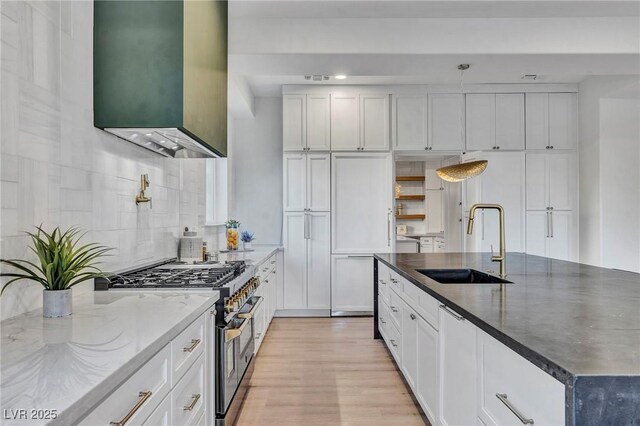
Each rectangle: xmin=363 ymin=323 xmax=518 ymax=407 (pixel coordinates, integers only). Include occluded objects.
xmin=573 ymin=376 xmax=640 ymax=425
xmin=373 ymin=258 xmax=380 ymax=339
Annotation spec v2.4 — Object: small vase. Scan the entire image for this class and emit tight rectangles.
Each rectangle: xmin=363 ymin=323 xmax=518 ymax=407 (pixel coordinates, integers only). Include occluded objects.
xmin=226 ymin=225 xmax=239 ymax=251
xmin=243 ymin=242 xmax=252 ymax=251
xmin=43 ymin=289 xmax=72 ymax=318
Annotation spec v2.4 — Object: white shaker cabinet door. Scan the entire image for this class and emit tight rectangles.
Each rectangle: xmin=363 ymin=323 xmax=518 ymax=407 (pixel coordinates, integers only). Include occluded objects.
xmin=360 ymin=94 xmax=390 ymax=151
xmin=525 ymin=211 xmax=549 ymax=257
xmin=525 ymin=93 xmax=549 ymax=150
xmin=306 ymin=94 xmax=330 ymax=151
xmin=331 ymin=153 xmax=393 ymax=253
xmin=548 ymin=93 xmax=577 ymax=150
xmin=548 ymin=210 xmax=575 ymax=261
xmin=428 ymin=93 xmax=464 ymax=151
xmin=439 ymin=305 xmax=477 ymax=426
xmin=331 ymin=255 xmax=373 ymax=313
xmin=525 ymin=153 xmax=548 ymax=210
xmin=402 ymin=302 xmax=419 ymax=391
xmin=283 ymin=212 xmax=307 ymax=309
xmin=307 ymin=212 xmax=331 ymax=309
xmin=306 ymin=153 xmax=331 ymax=211
xmin=392 ymin=94 xmax=427 ymax=150
xmin=548 ymin=153 xmax=576 ymax=211
xmin=330 ymin=93 xmax=360 ymax=151
xmin=283 ymin=94 xmax=306 ymax=151
xmin=416 ymin=316 xmax=439 ymax=424
xmin=466 ymin=94 xmax=496 ymax=151
xmin=495 ymin=93 xmax=525 ymax=150
xmin=283 ymin=153 xmax=306 ymax=211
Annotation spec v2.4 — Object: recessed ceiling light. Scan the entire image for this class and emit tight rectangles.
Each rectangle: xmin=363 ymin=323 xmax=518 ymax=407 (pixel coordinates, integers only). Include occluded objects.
xmin=334 ymin=75 xmax=347 ymax=80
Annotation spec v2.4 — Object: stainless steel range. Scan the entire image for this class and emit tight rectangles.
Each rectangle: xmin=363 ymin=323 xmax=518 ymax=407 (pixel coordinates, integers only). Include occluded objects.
xmin=94 ymin=258 xmax=260 ymax=425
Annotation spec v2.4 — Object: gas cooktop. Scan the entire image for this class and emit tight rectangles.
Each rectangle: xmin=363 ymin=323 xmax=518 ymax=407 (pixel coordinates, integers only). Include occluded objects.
xmin=96 ymin=260 xmax=246 ymax=290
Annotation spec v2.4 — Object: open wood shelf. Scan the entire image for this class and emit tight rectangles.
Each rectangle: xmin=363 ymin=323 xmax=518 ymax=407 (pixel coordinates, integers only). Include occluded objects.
xmin=395 ymin=175 xmax=425 ymax=182
xmin=396 ymin=195 xmax=425 ymax=201
xmin=396 ymin=214 xmax=426 ymax=220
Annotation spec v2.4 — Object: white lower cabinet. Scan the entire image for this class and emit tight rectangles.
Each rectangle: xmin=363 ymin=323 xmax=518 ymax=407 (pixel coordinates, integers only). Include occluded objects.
xmin=439 ymin=305 xmax=478 ymax=426
xmin=171 ymin=355 xmax=205 ymax=426
xmin=143 ymin=394 xmax=172 ymax=426
xmin=331 ymin=255 xmax=373 ymax=313
xmin=81 ymin=310 xmax=215 ymax=426
xmin=477 ymin=331 xmax=564 ymax=426
xmin=377 ymin=265 xmax=567 ymax=426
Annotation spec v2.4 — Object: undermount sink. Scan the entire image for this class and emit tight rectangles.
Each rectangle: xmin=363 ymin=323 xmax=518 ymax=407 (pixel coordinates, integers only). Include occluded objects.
xmin=416 ymin=269 xmax=512 ymax=284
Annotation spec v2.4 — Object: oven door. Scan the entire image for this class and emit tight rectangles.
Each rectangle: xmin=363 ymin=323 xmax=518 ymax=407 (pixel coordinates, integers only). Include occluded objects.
xmin=219 ymin=317 xmax=253 ymax=414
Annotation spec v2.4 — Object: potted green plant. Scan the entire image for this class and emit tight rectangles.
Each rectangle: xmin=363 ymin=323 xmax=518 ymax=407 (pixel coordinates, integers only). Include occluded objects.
xmin=240 ymin=230 xmax=255 ymax=251
xmin=0 ymin=226 xmax=112 ymax=317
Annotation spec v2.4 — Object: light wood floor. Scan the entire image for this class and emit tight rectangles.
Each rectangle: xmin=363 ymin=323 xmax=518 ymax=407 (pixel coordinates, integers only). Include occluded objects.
xmin=235 ymin=317 xmax=429 ymax=426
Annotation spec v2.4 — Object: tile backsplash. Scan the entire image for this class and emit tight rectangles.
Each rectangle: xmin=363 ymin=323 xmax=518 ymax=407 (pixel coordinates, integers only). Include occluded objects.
xmin=0 ymin=1 xmax=223 ymax=320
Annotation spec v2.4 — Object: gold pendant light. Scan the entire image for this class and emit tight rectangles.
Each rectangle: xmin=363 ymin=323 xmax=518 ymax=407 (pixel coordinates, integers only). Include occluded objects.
xmin=436 ymin=160 xmax=488 ymax=182
xmin=436 ymin=64 xmax=489 ymax=182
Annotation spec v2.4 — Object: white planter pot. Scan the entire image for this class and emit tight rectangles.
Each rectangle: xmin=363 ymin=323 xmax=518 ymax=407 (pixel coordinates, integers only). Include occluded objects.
xmin=243 ymin=242 xmax=253 ymax=251
xmin=43 ymin=289 xmax=72 ymax=318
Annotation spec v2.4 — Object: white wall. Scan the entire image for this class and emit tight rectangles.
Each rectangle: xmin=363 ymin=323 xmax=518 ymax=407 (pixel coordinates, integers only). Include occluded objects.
xmin=0 ymin=1 xmax=221 ymax=320
xmin=578 ymin=76 xmax=640 ymax=272
xmin=229 ymin=97 xmax=283 ymax=244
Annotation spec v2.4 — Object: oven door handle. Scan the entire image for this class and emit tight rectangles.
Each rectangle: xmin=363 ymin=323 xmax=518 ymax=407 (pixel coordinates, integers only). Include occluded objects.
xmin=224 ymin=318 xmax=249 ymax=342
xmin=237 ymin=296 xmax=264 ymax=320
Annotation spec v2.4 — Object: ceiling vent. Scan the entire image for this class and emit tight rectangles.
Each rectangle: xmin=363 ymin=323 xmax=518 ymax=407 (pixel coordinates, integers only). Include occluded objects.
xmin=304 ymin=75 xmax=330 ymax=81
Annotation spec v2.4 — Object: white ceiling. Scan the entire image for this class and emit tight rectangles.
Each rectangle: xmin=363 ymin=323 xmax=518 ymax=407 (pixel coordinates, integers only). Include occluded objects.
xmin=228 ymin=0 xmax=640 ymax=98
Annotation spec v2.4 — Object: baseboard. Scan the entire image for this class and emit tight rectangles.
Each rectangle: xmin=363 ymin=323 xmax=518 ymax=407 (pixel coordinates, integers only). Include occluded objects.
xmin=274 ymin=309 xmax=331 ymax=317
xmin=331 ymin=311 xmax=373 ymax=317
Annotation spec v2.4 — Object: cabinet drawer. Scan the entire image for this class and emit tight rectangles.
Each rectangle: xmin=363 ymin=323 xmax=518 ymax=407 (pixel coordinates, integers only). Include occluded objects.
xmin=80 ymin=344 xmax=171 ymax=426
xmin=172 ymin=354 xmax=206 ymax=426
xmin=377 ymin=297 xmax=389 ymax=338
xmin=402 ymin=281 xmax=439 ymax=330
xmin=386 ymin=316 xmax=402 ymax=363
xmin=142 ymin=394 xmax=171 ymax=426
xmin=388 ymin=289 xmax=403 ymax=331
xmin=478 ymin=331 xmax=564 ymax=426
xmin=389 ymin=270 xmax=404 ymax=294
xmin=172 ymin=314 xmax=206 ymax=385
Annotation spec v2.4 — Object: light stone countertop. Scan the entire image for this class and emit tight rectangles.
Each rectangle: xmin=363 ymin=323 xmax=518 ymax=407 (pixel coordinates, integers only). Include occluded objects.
xmin=1 ymin=290 xmax=219 ymax=425
xmin=217 ymin=244 xmax=281 ymax=267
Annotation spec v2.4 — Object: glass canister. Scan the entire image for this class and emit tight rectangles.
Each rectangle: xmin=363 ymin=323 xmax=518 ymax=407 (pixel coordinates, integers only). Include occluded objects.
xmin=226 ymin=222 xmax=239 ymax=251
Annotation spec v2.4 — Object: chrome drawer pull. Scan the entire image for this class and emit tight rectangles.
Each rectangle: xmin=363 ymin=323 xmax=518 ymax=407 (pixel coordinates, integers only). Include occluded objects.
xmin=110 ymin=391 xmax=152 ymax=425
xmin=496 ymin=393 xmax=534 ymax=425
xmin=183 ymin=393 xmax=201 ymax=411
xmin=439 ymin=305 xmax=464 ymax=321
xmin=410 ymin=313 xmax=416 ymax=320
xmin=183 ymin=339 xmax=201 ymax=352
xmin=390 ymin=306 xmax=398 ymax=313
xmin=390 ymin=339 xmax=398 ymax=347
xmin=390 ymin=278 xmax=398 ymax=283
xmin=379 ymin=318 xmax=386 ymax=324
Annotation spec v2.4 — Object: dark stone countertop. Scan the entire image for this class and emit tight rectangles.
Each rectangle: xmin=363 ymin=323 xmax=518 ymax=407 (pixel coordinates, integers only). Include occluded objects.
xmin=374 ymin=252 xmax=640 ymax=382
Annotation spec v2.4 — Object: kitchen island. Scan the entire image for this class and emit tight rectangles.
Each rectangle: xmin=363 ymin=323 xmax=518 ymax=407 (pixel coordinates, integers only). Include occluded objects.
xmin=1 ymin=290 xmax=219 ymax=425
xmin=374 ymin=252 xmax=640 ymax=426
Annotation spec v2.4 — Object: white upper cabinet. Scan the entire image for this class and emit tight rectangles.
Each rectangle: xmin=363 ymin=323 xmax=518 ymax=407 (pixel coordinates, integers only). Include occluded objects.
xmin=330 ymin=93 xmax=360 ymax=151
xmin=306 ymin=94 xmax=330 ymax=150
xmin=466 ymin=94 xmax=496 ymax=151
xmin=284 ymin=94 xmax=330 ymax=151
xmin=495 ymin=93 xmax=525 ymax=150
xmin=360 ymin=94 xmax=390 ymax=151
xmin=283 ymin=153 xmax=330 ymax=211
xmin=392 ymin=94 xmax=427 ymax=150
xmin=428 ymin=93 xmax=465 ymax=151
xmin=283 ymin=95 xmax=306 ymax=151
xmin=466 ymin=93 xmax=524 ymax=151
xmin=526 ymin=93 xmax=577 ymax=150
xmin=525 ymin=153 xmax=576 ymax=211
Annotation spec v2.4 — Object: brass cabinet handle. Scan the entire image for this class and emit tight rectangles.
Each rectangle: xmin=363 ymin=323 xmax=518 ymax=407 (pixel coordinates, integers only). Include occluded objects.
xmin=496 ymin=393 xmax=534 ymax=424
xmin=183 ymin=339 xmax=201 ymax=352
xmin=110 ymin=391 xmax=152 ymax=426
xmin=183 ymin=393 xmax=201 ymax=411
xmin=225 ymin=318 xmax=249 ymax=342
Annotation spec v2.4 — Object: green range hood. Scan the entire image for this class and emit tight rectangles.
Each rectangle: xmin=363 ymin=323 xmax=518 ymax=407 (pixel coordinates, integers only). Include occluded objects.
xmin=94 ymin=0 xmax=228 ymax=158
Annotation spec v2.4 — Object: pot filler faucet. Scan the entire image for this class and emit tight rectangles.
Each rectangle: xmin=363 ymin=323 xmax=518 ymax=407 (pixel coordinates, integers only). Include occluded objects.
xmin=467 ymin=204 xmax=506 ymax=278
